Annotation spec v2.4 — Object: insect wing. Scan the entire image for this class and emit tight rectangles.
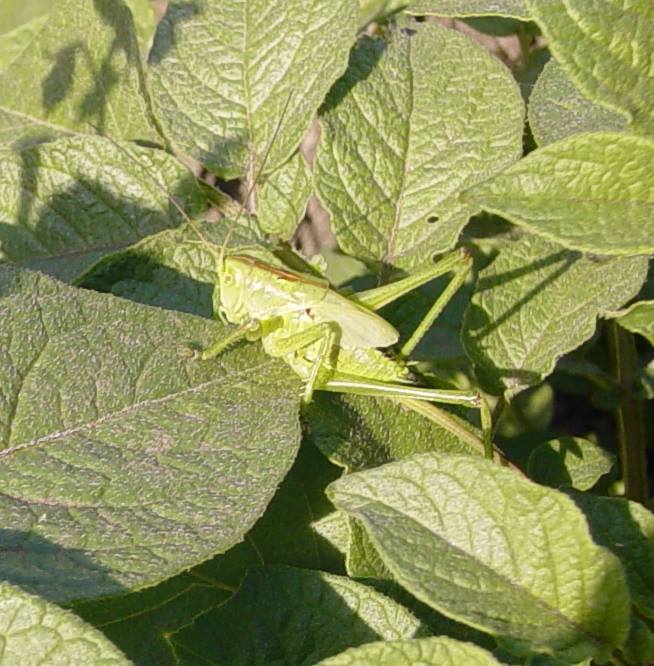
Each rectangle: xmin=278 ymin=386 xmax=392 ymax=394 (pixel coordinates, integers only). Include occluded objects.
xmin=310 ymin=291 xmax=399 ymax=349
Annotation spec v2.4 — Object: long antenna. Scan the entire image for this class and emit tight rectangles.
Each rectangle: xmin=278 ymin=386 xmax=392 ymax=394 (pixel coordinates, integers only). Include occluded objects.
xmin=218 ymin=90 xmax=294 ymax=266
xmin=88 ymin=89 xmax=293 ymax=260
xmin=88 ymin=122 xmax=211 ymax=246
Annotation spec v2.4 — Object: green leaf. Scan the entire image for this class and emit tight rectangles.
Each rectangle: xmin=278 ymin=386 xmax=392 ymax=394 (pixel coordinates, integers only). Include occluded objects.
xmin=0 ymin=0 xmax=154 ymax=74
xmin=303 ymin=392 xmax=487 ymax=472
xmin=0 ymin=0 xmax=158 ymax=150
xmin=124 ymin=0 xmax=156 ymax=54
xmin=526 ymin=437 xmax=615 ymax=491
xmin=639 ymin=358 xmax=654 ymax=400
xmin=315 ymin=23 xmax=524 ymax=272
xmin=0 ymin=14 xmax=47 ymax=73
xmin=622 ymin=616 xmax=654 ymax=666
xmin=77 ymin=219 xmax=278 ymax=320
xmin=0 ymin=581 xmax=130 ymax=665
xmin=258 ymin=152 xmax=312 ymax=239
xmin=358 ymin=0 xmax=408 ymax=26
xmin=406 ymin=0 xmax=530 ymax=19
xmin=0 ymin=135 xmax=205 ymax=282
xmin=524 ymin=0 xmax=654 ymax=134
xmin=347 ymin=518 xmax=392 ymax=579
xmin=74 ymin=442 xmax=343 ymax=665
xmin=170 ymin=566 xmax=423 ymax=664
xmin=328 ymin=452 xmax=631 ymax=663
xmin=528 ymin=60 xmax=627 ymax=146
xmin=313 ymin=510 xmax=351 ymax=559
xmin=316 ymin=636 xmax=503 ymax=665
xmin=462 ymin=234 xmax=647 ymax=397
xmin=0 ymin=0 xmax=46 ymax=33
xmin=464 ymin=133 xmax=654 ymax=256
xmin=608 ymin=300 xmax=654 ymax=347
xmin=0 ymin=266 xmax=302 ymax=603
xmin=75 ymin=573 xmax=227 ymax=666
xmin=148 ymin=0 xmax=358 ymax=179
xmin=569 ymin=493 xmax=654 ymax=619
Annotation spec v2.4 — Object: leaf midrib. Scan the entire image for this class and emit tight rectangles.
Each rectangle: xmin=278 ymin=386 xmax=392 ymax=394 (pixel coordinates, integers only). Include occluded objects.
xmin=347 ymin=492 xmax=611 ymax=653
xmin=383 ymin=33 xmax=413 ymax=270
xmin=0 ymin=359 xmax=279 ymax=459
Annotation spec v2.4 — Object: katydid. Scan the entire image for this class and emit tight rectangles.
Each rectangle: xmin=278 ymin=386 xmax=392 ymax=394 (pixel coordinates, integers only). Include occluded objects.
xmin=95 ymin=118 xmax=493 ymax=458
xmin=197 ymin=242 xmax=489 ymax=435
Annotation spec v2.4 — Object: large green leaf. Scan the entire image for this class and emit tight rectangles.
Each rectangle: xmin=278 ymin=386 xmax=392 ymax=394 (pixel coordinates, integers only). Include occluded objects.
xmin=608 ymin=300 xmax=654 ymax=347
xmin=148 ymin=0 xmax=358 ymax=179
xmin=528 ymin=60 xmax=626 ymax=146
xmin=315 ymin=23 xmax=524 ymax=272
xmin=0 ymin=0 xmax=154 ymax=73
xmin=462 ymin=234 xmax=647 ymax=397
xmin=328 ymin=453 xmax=631 ymax=663
xmin=524 ymin=0 xmax=654 ymax=134
xmin=258 ymin=152 xmax=312 ymax=239
xmin=570 ymin=493 xmax=654 ymax=620
xmin=170 ymin=566 xmax=423 ymax=664
xmin=526 ymin=437 xmax=615 ymax=491
xmin=0 ymin=0 xmax=45 ymax=33
xmin=406 ymin=0 xmax=529 ymax=19
xmin=0 ymin=581 xmax=130 ymax=665
xmin=0 ymin=135 xmax=204 ymax=282
xmin=0 ymin=14 xmax=47 ymax=73
xmin=317 ymin=636 xmax=502 ymax=666
xmin=74 ymin=442 xmax=343 ymax=665
xmin=463 ymin=133 xmax=654 ymax=256
xmin=0 ymin=266 xmax=302 ymax=603
xmin=0 ymin=0 xmax=158 ymax=152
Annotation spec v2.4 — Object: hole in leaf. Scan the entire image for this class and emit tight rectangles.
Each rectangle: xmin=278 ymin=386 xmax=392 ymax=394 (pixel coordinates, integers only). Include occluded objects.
xmin=426 ymin=215 xmax=439 ymax=224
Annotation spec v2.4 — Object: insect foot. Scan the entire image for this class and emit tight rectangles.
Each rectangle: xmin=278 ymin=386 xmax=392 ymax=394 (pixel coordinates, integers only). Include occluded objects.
xmin=179 ymin=343 xmax=201 ymax=360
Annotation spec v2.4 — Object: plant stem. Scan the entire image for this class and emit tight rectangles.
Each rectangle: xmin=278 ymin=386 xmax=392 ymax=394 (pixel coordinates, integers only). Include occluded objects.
xmin=606 ymin=320 xmax=649 ymax=504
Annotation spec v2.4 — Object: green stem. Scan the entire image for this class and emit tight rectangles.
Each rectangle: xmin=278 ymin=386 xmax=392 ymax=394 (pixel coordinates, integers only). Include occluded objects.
xmin=606 ymin=321 xmax=649 ymax=504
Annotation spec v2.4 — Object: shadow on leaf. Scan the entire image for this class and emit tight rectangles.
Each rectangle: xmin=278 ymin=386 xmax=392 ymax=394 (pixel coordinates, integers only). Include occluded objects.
xmin=148 ymin=0 xmax=202 ymax=66
xmin=0 ymin=528 xmax=126 ymax=603
xmin=39 ymin=0 xmax=142 ymax=134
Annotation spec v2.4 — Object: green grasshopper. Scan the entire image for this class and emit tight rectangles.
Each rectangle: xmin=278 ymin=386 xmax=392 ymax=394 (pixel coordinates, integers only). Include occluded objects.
xmin=100 ymin=112 xmax=493 ymax=457
xmin=185 ymin=207 xmax=492 ymax=458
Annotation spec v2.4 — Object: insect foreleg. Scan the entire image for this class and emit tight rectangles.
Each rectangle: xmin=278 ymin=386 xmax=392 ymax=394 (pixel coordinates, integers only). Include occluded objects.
xmin=196 ymin=321 xmax=260 ymax=360
xmin=266 ymin=322 xmax=338 ymax=403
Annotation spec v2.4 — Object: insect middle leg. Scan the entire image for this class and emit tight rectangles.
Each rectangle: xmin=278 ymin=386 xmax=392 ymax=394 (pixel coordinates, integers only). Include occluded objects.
xmin=265 ymin=322 xmax=338 ymax=403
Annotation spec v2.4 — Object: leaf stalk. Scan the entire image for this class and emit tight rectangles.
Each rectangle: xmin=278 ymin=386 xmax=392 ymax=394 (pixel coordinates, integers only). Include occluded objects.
xmin=606 ymin=320 xmax=649 ymax=503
